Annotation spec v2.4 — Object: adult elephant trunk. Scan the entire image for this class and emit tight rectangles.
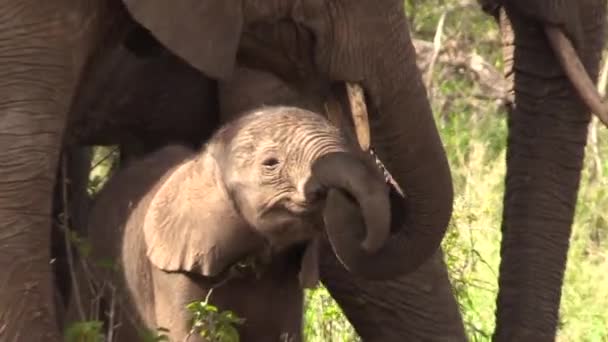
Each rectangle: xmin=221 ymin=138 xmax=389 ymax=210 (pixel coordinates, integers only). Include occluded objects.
xmin=310 ymin=152 xmax=390 ymax=254
xmin=492 ymin=5 xmax=606 ymax=340
xmin=314 ymin=1 xmax=454 ymax=278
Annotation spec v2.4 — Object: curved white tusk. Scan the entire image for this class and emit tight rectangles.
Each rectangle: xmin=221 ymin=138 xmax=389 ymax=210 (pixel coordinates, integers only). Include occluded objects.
xmin=545 ymin=26 xmax=608 ymax=127
xmin=346 ymin=82 xmax=372 ymax=151
xmin=345 ymin=82 xmax=405 ymax=197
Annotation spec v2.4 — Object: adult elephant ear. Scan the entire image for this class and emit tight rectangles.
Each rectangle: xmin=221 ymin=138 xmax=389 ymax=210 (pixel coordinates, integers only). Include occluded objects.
xmin=123 ymin=0 xmax=243 ymax=80
xmin=142 ymin=160 xmax=264 ymax=277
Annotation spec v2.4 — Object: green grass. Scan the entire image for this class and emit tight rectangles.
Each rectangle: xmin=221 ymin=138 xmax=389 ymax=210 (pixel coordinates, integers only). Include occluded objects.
xmin=303 ymin=286 xmax=360 ymax=342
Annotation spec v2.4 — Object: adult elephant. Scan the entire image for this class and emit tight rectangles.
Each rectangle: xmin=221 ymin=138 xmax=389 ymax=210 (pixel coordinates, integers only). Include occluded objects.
xmin=0 ymin=1 xmax=454 ymax=340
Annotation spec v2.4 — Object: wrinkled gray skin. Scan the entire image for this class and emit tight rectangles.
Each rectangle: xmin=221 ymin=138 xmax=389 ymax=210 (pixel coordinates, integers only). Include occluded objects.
xmin=68 ymin=107 xmax=390 ymax=342
xmin=1 ymin=0 xmax=606 ymax=341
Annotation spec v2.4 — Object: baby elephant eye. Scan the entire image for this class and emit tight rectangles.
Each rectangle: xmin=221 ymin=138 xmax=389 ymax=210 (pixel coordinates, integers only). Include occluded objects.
xmin=262 ymin=157 xmax=280 ymax=168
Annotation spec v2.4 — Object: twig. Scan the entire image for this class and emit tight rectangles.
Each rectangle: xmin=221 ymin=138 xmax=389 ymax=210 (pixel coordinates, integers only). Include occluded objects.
xmin=597 ymin=54 xmax=608 ymax=97
xmin=588 ymin=52 xmax=608 ymax=181
xmin=87 ymin=267 xmax=138 ymax=339
xmin=81 ymin=259 xmax=99 ymax=306
xmin=90 ymin=146 xmax=119 ymax=172
xmin=61 ymin=157 xmax=86 ymax=321
xmin=425 ymin=11 xmax=447 ymax=94
xmin=106 ymin=284 xmax=117 ymax=342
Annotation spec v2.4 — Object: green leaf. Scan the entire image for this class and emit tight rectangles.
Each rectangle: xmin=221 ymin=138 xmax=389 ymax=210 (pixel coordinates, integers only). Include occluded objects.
xmin=137 ymin=327 xmax=171 ymax=342
xmin=217 ymin=325 xmax=240 ymax=342
xmin=220 ymin=311 xmax=245 ymax=325
xmin=204 ymin=304 xmax=219 ymax=313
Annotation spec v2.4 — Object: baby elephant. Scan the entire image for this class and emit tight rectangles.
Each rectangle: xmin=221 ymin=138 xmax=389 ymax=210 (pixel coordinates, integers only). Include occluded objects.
xmin=70 ymin=106 xmax=390 ymax=341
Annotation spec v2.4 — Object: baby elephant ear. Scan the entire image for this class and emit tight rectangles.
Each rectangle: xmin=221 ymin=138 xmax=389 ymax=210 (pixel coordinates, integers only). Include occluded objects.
xmin=143 ymin=162 xmax=262 ymax=277
xmin=122 ymin=0 xmax=243 ymax=80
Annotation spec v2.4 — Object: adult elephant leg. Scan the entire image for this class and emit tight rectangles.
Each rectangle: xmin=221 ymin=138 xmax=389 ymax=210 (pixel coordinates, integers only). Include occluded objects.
xmin=493 ymin=3 xmax=606 ymax=340
xmin=0 ymin=2 xmax=104 ymax=340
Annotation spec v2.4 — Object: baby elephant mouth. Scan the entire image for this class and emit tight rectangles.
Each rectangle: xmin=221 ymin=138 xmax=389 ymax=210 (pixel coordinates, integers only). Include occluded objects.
xmin=284 ymin=200 xmax=323 ymax=216
xmin=260 ymin=202 xmax=325 ymax=252
xmin=266 ymin=179 xmax=328 ymax=217
xmin=288 ymin=182 xmax=328 ymax=216
xmin=261 ymin=195 xmax=325 ymax=224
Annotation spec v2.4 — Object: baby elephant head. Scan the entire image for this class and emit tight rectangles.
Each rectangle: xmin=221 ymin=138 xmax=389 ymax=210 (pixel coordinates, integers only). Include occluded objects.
xmin=143 ymin=106 xmax=391 ymax=282
xmin=215 ymin=106 xmax=391 ymax=256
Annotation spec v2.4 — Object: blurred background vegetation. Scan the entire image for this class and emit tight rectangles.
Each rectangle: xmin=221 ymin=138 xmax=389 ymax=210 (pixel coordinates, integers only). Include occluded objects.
xmin=86 ymin=1 xmax=608 ymax=341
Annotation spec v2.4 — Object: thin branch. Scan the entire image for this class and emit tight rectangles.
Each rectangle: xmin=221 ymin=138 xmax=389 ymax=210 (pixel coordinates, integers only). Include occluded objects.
xmin=588 ymin=52 xmax=608 ymax=181
xmin=90 ymin=146 xmax=119 ymax=172
xmin=106 ymin=284 xmax=117 ymax=342
xmin=61 ymin=156 xmax=86 ymax=321
xmin=597 ymin=53 xmax=608 ymax=97
xmin=425 ymin=11 xmax=447 ymax=93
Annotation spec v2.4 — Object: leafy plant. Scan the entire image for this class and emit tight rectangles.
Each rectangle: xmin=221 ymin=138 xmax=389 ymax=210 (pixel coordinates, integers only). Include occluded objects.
xmin=64 ymin=320 xmax=105 ymax=342
xmin=138 ymin=327 xmax=171 ymax=342
xmin=186 ymin=293 xmax=245 ymax=342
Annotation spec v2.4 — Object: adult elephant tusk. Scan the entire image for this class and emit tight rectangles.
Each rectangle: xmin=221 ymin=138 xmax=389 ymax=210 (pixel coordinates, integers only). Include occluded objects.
xmin=346 ymin=82 xmax=372 ymax=151
xmin=345 ymin=82 xmax=405 ymax=197
xmin=324 ymin=82 xmax=406 ymax=196
xmin=544 ymin=26 xmax=608 ymax=127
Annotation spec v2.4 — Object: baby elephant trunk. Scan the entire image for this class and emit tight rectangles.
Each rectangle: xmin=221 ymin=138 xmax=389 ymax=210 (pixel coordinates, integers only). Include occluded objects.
xmin=310 ymin=152 xmax=390 ymax=254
